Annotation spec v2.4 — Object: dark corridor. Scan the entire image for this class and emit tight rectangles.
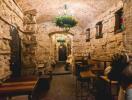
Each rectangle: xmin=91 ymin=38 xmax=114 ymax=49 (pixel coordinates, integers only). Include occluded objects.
xmin=58 ymin=44 xmax=67 ymax=61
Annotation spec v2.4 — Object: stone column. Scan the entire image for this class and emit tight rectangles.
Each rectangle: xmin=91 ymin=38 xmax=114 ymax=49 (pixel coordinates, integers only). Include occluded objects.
xmin=22 ymin=9 xmax=38 ymax=76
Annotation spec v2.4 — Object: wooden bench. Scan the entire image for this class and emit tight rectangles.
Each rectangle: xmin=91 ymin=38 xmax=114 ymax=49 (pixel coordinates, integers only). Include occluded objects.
xmin=0 ymin=75 xmax=51 ymax=100
xmin=0 ymin=76 xmax=38 ymax=100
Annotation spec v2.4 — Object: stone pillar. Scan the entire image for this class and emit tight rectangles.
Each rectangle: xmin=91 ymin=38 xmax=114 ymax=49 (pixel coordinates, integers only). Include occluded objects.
xmin=22 ymin=9 xmax=38 ymax=76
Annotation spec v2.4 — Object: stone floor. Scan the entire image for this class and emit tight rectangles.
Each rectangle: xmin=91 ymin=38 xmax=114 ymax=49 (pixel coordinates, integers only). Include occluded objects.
xmin=39 ymin=62 xmax=76 ymax=100
xmin=11 ymin=62 xmax=96 ymax=100
xmin=38 ymin=62 xmax=96 ymax=100
xmin=52 ymin=62 xmax=72 ymax=75
xmin=0 ymin=63 xmax=118 ymax=100
xmin=39 ymin=74 xmax=76 ymax=100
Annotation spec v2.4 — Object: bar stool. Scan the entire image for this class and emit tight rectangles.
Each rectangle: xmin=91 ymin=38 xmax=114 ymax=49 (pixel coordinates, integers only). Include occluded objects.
xmin=80 ymin=70 xmax=97 ymax=90
xmin=75 ymin=64 xmax=91 ymax=100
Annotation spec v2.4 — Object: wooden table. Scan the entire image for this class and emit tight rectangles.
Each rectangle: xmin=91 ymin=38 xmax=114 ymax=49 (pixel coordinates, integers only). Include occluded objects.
xmin=0 ymin=76 xmax=38 ymax=99
xmin=80 ymin=70 xmax=96 ymax=78
xmin=91 ymin=67 xmax=104 ymax=71
xmin=90 ymin=67 xmax=104 ymax=76
xmin=80 ymin=70 xmax=97 ymax=92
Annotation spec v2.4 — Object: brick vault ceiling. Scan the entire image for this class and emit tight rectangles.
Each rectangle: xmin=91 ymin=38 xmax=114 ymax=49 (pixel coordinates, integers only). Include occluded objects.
xmin=16 ymin=0 xmax=120 ymax=28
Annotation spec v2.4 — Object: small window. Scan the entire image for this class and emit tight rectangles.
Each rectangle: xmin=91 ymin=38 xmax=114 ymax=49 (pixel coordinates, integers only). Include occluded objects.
xmin=114 ymin=8 xmax=124 ymax=33
xmin=95 ymin=21 xmax=103 ymax=39
xmin=86 ymin=28 xmax=90 ymax=42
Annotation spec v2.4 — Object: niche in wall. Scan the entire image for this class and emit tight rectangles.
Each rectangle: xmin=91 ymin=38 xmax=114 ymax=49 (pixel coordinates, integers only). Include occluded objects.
xmin=95 ymin=21 xmax=103 ymax=39
xmin=86 ymin=28 xmax=90 ymax=42
xmin=114 ymin=8 xmax=124 ymax=33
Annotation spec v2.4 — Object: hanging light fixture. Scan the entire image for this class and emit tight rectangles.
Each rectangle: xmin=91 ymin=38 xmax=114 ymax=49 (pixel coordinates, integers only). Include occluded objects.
xmin=55 ymin=4 xmax=77 ymax=32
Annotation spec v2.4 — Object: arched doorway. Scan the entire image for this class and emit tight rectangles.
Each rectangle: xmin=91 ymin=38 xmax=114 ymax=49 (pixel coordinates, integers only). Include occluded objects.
xmin=58 ymin=44 xmax=67 ymax=61
xmin=49 ymin=31 xmax=74 ymax=62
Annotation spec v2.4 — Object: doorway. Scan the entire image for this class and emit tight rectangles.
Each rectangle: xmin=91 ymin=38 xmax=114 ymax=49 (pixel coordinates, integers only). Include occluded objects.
xmin=58 ymin=44 xmax=67 ymax=61
xmin=10 ymin=26 xmax=21 ymax=77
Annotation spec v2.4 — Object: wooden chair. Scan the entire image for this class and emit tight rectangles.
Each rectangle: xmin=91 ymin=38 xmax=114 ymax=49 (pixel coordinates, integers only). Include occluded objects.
xmin=75 ymin=64 xmax=92 ymax=100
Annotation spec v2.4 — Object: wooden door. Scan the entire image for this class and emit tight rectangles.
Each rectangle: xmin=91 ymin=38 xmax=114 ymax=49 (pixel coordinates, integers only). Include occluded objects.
xmin=58 ymin=44 xmax=67 ymax=61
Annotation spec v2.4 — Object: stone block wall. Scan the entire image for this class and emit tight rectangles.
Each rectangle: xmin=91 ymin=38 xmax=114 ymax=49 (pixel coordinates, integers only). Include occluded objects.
xmin=123 ymin=0 xmax=132 ymax=56
xmin=82 ymin=1 xmax=124 ymax=61
xmin=0 ymin=0 xmax=23 ymax=81
xmin=36 ymin=22 xmax=83 ymax=63
xmin=21 ymin=9 xmax=38 ymax=76
xmin=36 ymin=23 xmax=51 ymax=64
xmin=73 ymin=33 xmax=87 ymax=57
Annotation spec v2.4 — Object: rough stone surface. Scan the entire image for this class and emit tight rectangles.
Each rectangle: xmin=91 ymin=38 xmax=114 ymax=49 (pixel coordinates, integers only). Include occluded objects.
xmin=36 ymin=22 xmax=82 ymax=62
xmin=0 ymin=0 xmax=23 ymax=80
xmin=21 ymin=10 xmax=38 ymax=76
xmin=0 ymin=0 xmax=132 ymax=79
xmin=124 ymin=1 xmax=132 ymax=56
xmin=36 ymin=23 xmax=51 ymax=63
xmin=16 ymin=0 xmax=120 ymax=28
xmin=73 ymin=1 xmax=125 ymax=61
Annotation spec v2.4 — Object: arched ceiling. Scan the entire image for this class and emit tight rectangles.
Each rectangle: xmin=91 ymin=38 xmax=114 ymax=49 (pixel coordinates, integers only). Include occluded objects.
xmin=16 ymin=0 xmax=120 ymax=28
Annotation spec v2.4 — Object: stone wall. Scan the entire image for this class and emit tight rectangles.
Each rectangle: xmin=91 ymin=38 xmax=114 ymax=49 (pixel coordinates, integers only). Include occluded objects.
xmin=21 ymin=9 xmax=38 ymax=75
xmin=36 ymin=22 xmax=52 ymax=64
xmin=73 ymin=33 xmax=86 ymax=57
xmin=123 ymin=0 xmax=132 ymax=56
xmin=0 ymin=0 xmax=23 ymax=80
xmin=83 ymin=1 xmax=124 ymax=61
xmin=37 ymin=22 xmax=83 ymax=63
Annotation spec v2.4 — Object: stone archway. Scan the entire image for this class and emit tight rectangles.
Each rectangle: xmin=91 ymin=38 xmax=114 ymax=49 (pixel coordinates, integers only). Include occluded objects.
xmin=49 ymin=31 xmax=73 ymax=62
